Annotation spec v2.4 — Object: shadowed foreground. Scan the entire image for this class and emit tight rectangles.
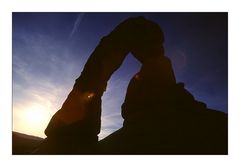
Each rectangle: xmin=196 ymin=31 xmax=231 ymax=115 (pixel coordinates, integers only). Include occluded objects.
xmin=12 ymin=132 xmax=43 ymax=155
xmin=13 ymin=104 xmax=228 ymax=155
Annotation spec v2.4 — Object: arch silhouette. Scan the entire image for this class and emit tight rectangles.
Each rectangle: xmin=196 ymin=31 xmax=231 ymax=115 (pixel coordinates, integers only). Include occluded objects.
xmin=33 ymin=17 xmax=227 ymax=155
xmin=44 ymin=16 xmax=165 ymax=137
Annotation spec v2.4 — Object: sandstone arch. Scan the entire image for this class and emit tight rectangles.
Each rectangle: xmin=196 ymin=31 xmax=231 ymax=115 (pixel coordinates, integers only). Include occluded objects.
xmin=33 ymin=17 xmax=227 ymax=154
xmin=44 ymin=17 xmax=165 ymax=138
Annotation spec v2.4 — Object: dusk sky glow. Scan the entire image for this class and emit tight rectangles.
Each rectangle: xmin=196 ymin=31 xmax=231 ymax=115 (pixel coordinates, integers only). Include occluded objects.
xmin=12 ymin=13 xmax=228 ymax=139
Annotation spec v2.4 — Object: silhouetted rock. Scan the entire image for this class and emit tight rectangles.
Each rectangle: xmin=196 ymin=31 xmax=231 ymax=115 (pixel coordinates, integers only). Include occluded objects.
xmin=30 ymin=16 xmax=227 ymax=155
xmin=44 ymin=17 xmax=164 ymax=139
xmin=98 ymin=84 xmax=227 ymax=154
xmin=96 ymin=55 xmax=227 ymax=154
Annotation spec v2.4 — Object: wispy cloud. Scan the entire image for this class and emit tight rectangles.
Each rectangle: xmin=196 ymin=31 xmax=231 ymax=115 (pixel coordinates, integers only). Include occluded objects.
xmin=69 ymin=13 xmax=85 ymax=39
xmin=12 ymin=31 xmax=82 ymax=137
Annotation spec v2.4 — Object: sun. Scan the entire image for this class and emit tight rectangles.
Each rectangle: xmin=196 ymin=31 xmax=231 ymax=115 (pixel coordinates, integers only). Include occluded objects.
xmin=25 ymin=106 xmax=46 ymax=126
xmin=15 ymin=103 xmax=52 ymax=137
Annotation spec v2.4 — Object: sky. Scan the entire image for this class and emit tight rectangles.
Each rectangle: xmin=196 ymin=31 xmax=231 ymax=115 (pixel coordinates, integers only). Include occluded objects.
xmin=12 ymin=12 xmax=228 ymax=139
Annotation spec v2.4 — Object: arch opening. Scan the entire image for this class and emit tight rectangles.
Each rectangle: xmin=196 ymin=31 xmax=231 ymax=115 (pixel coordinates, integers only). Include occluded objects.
xmin=99 ymin=53 xmax=141 ymax=140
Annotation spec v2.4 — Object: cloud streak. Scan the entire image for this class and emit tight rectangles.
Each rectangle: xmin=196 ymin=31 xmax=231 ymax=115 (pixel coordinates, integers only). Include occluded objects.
xmin=12 ymin=31 xmax=83 ymax=137
xmin=69 ymin=13 xmax=85 ymax=39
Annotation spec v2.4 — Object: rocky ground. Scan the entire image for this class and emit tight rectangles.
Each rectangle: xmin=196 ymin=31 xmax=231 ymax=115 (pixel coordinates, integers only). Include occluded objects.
xmin=12 ymin=131 xmax=43 ymax=154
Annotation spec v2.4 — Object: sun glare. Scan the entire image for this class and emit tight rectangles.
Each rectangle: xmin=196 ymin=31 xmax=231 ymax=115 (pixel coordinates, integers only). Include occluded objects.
xmin=25 ymin=105 xmax=47 ymax=126
xmin=14 ymin=103 xmax=52 ymax=138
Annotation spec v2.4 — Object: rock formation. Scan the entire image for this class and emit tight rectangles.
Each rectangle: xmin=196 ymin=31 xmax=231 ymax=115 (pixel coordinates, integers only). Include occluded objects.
xmin=31 ymin=17 xmax=227 ymax=155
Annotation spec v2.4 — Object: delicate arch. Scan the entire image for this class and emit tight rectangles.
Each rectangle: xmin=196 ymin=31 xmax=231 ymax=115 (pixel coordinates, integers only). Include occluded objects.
xmin=45 ymin=17 xmax=164 ymax=137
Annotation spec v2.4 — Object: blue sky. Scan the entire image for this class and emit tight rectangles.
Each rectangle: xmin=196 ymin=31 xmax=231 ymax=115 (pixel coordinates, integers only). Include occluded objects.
xmin=12 ymin=13 xmax=228 ymax=139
